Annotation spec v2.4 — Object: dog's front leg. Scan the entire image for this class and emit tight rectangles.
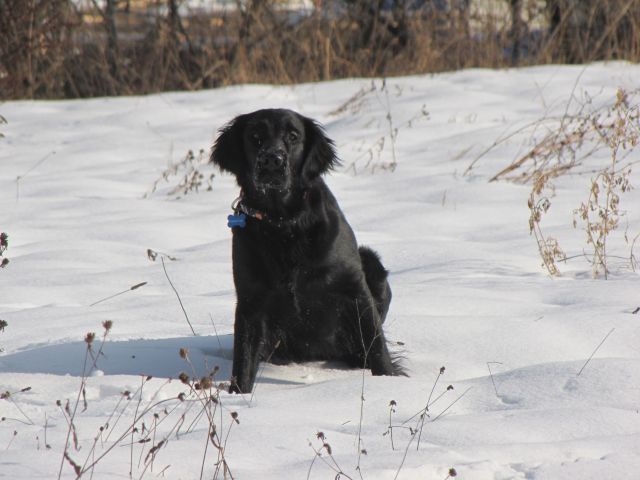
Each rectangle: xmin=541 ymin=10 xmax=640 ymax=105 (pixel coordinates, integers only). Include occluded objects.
xmin=229 ymin=306 xmax=267 ymax=394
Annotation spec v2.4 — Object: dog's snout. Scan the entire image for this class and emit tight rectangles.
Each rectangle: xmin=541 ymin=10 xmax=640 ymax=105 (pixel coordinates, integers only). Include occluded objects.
xmin=258 ymin=150 xmax=286 ymax=171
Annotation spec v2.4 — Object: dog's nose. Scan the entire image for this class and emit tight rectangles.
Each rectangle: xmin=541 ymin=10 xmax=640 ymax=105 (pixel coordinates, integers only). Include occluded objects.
xmin=257 ymin=151 xmax=286 ymax=171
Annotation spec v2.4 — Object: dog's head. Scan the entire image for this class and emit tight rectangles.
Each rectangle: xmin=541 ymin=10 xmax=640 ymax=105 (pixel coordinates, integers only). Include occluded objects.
xmin=211 ymin=109 xmax=338 ymax=194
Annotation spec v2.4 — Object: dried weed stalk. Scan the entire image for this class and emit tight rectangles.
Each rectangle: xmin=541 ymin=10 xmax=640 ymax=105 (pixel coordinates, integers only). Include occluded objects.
xmin=528 ymin=175 xmax=566 ymax=276
xmin=338 ymin=79 xmax=429 ymax=174
xmin=573 ymin=89 xmax=638 ymax=278
xmin=56 ymin=322 xmax=235 ymax=479
xmin=307 ymin=431 xmax=354 ymax=480
xmin=479 ymin=87 xmax=638 ymax=276
xmin=1 ymin=387 xmax=35 ymax=426
xmin=145 ymin=149 xmax=214 ymax=198
xmin=389 ymin=366 xmax=470 ymax=480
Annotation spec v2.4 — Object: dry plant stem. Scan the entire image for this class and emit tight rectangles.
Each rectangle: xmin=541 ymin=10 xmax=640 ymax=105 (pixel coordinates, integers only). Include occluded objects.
xmin=345 ymin=80 xmax=428 ymax=173
xmin=416 ymin=368 xmax=445 ymax=451
xmin=487 ymin=362 xmax=503 ymax=397
xmin=79 ymin=378 xmax=186 ymax=477
xmin=528 ymin=190 xmax=564 ymax=276
xmin=465 ymin=118 xmax=553 ymax=177
xmin=102 ymin=380 xmax=153 ymax=443
xmin=130 ymin=377 xmax=146 ymax=477
xmin=394 ymin=386 xmax=471 ymax=480
xmin=430 ymin=388 xmax=472 ymax=422
xmin=355 ymin=300 xmax=382 ymax=473
xmin=630 ymin=233 xmax=640 ymax=271
xmin=380 ymin=79 xmax=398 ymax=171
xmin=57 ymin=329 xmax=110 ymax=480
xmin=2 ymin=391 xmax=35 ymax=425
xmin=80 ymin=395 xmax=189 ymax=477
xmin=5 ymin=431 xmax=17 ymax=450
xmin=15 ymin=150 xmax=56 ymax=201
xmin=89 ymin=281 xmax=147 ymax=307
xmin=393 ymin=369 xmax=446 ymax=480
xmin=573 ymin=90 xmax=637 ymax=277
xmin=161 ymin=256 xmax=197 ymax=336
xmin=306 ymin=436 xmax=355 ymax=480
xmin=576 ymin=328 xmax=616 ymax=377
xmin=177 ymin=359 xmax=234 ymax=480
xmin=386 ymin=401 xmax=397 ymax=450
xmin=488 ymin=67 xmax=587 ymax=183
xmin=209 ymin=313 xmax=223 ymax=350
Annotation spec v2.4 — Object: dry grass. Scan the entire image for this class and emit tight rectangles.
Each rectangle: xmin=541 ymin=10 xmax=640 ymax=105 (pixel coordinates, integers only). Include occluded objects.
xmin=2 ymin=0 xmax=640 ymax=100
xmin=477 ymin=87 xmax=640 ymax=277
xmin=54 ymin=321 xmax=237 ymax=479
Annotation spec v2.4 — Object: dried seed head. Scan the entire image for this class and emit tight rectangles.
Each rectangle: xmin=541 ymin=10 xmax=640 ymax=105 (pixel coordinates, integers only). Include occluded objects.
xmin=179 ymin=348 xmax=189 ymax=360
xmin=102 ymin=320 xmax=113 ymax=332
xmin=199 ymin=377 xmax=212 ymax=390
xmin=449 ymin=467 xmax=458 ymax=477
xmin=439 ymin=366 xmax=446 ymax=375
xmin=85 ymin=332 xmax=96 ymax=345
xmin=178 ymin=372 xmax=190 ymax=384
xmin=231 ymin=411 xmax=239 ymax=424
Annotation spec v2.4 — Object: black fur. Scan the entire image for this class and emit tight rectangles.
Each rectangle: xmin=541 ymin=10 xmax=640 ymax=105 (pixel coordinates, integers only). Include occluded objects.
xmin=211 ymin=108 xmax=405 ymax=394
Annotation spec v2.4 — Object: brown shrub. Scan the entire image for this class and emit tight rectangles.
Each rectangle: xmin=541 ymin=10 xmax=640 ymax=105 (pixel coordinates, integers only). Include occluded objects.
xmin=1 ymin=0 xmax=639 ymax=100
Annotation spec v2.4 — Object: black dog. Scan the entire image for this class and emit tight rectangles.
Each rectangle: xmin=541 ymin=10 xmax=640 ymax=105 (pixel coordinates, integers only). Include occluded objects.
xmin=211 ymin=108 xmax=404 ymax=393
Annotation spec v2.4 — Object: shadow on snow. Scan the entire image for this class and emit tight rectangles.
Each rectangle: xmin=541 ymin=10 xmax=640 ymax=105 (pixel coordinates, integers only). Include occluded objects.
xmin=0 ymin=335 xmax=234 ymax=380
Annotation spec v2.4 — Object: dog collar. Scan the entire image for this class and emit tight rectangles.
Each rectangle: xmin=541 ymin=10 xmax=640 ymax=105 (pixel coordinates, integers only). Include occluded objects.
xmin=227 ymin=191 xmax=301 ymax=229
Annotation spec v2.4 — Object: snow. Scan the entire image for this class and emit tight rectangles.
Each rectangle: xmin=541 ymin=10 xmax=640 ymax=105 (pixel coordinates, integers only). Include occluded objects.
xmin=1 ymin=62 xmax=639 ymax=479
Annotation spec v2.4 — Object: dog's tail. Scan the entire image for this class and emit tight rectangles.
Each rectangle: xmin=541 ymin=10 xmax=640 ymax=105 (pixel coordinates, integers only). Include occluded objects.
xmin=359 ymin=246 xmax=392 ymax=321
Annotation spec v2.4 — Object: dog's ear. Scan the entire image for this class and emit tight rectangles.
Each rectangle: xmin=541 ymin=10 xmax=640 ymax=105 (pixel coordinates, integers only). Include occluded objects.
xmin=301 ymin=117 xmax=340 ymax=181
xmin=210 ymin=115 xmax=247 ymax=176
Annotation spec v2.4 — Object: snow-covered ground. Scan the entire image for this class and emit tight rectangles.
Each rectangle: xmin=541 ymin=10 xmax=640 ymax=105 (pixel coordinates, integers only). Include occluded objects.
xmin=1 ymin=63 xmax=639 ymax=479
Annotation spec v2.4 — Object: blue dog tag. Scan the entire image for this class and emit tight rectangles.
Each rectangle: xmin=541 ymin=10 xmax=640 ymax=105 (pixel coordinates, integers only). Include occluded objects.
xmin=227 ymin=213 xmax=247 ymax=228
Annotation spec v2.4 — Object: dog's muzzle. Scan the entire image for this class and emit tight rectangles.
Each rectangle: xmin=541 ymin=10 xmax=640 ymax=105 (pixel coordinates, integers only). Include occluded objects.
xmin=255 ymin=150 xmax=289 ymax=189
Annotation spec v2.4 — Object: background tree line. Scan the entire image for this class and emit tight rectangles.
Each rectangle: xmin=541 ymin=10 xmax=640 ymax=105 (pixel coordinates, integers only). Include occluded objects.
xmin=0 ymin=0 xmax=638 ymax=100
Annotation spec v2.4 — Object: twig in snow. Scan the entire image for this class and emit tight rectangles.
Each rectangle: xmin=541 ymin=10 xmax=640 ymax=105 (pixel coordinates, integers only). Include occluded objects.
xmin=89 ymin=282 xmax=147 ymax=307
xmin=1 ymin=387 xmax=35 ymax=425
xmin=160 ymin=256 xmax=196 ymax=336
xmin=576 ymin=327 xmax=615 ymax=376
xmin=16 ymin=150 xmax=56 ymax=200
xmin=486 ymin=361 xmax=503 ymax=397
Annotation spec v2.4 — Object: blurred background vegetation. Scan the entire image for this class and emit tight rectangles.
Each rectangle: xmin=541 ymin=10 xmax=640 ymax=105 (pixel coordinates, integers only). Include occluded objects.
xmin=1 ymin=0 xmax=639 ymax=100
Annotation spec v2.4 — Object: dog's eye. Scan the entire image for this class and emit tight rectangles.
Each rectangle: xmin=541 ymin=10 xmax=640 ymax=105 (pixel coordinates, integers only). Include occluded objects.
xmin=252 ymin=133 xmax=262 ymax=147
xmin=288 ymin=131 xmax=299 ymax=143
